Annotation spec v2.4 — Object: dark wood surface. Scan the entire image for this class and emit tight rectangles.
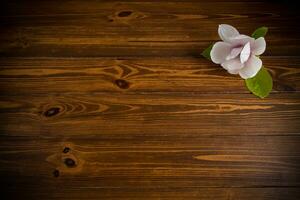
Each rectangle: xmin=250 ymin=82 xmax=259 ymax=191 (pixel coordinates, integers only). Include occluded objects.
xmin=0 ymin=0 xmax=300 ymax=199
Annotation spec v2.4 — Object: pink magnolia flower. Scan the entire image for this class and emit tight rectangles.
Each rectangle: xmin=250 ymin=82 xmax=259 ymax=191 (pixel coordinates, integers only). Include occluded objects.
xmin=210 ymin=24 xmax=266 ymax=79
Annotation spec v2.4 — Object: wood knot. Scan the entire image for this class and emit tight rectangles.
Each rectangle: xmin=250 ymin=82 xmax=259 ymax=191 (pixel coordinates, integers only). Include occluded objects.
xmin=115 ymin=79 xmax=130 ymax=89
xmin=118 ymin=11 xmax=132 ymax=17
xmin=44 ymin=107 xmax=60 ymax=117
xmin=16 ymin=36 xmax=30 ymax=48
xmin=64 ymin=158 xmax=76 ymax=168
xmin=274 ymin=81 xmax=296 ymax=92
xmin=63 ymin=147 xmax=71 ymax=153
xmin=53 ymin=169 xmax=60 ymax=177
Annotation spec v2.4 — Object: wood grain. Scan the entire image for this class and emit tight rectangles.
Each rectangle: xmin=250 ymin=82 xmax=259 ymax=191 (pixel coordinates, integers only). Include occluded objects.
xmin=2 ymin=134 xmax=300 ymax=199
xmin=1 ymin=136 xmax=300 ymax=191
xmin=1 ymin=0 xmax=300 ymax=199
xmin=0 ymin=57 xmax=299 ymax=94
xmin=4 ymin=188 xmax=300 ymax=200
xmin=0 ymin=93 xmax=299 ymax=137
xmin=1 ymin=1 xmax=299 ymax=57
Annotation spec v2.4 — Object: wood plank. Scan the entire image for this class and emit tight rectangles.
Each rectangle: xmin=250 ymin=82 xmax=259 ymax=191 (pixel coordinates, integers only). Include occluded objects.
xmin=1 ymin=1 xmax=299 ymax=56
xmin=1 ymin=1 xmax=299 ymax=199
xmin=0 ymin=93 xmax=299 ymax=137
xmin=1 ymin=136 xmax=300 ymax=193
xmin=0 ymin=57 xmax=299 ymax=94
xmin=4 ymin=187 xmax=300 ymax=200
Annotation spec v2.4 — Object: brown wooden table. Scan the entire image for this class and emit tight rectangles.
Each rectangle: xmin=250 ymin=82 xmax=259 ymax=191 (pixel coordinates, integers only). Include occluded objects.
xmin=1 ymin=1 xmax=300 ymax=199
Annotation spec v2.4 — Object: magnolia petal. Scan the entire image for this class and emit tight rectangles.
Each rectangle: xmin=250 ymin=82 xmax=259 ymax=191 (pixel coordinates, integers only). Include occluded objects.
xmin=239 ymin=56 xmax=262 ymax=79
xmin=218 ymin=24 xmax=240 ymax=42
xmin=240 ymin=42 xmax=251 ymax=64
xmin=230 ymin=35 xmax=254 ymax=46
xmin=210 ymin=42 xmax=232 ymax=64
xmin=226 ymin=46 xmax=243 ymax=60
xmin=252 ymin=37 xmax=266 ymax=55
xmin=228 ymin=69 xmax=240 ymax=75
xmin=221 ymin=58 xmax=244 ymax=71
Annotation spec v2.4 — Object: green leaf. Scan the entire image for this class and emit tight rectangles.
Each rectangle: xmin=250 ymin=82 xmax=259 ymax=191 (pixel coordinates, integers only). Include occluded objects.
xmin=245 ymin=66 xmax=273 ymax=98
xmin=201 ymin=43 xmax=214 ymax=60
xmin=251 ymin=27 xmax=268 ymax=39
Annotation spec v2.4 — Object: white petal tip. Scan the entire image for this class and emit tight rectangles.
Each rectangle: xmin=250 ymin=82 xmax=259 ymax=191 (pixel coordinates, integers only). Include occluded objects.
xmin=239 ymin=56 xmax=262 ymax=79
xmin=252 ymin=37 xmax=266 ymax=55
xmin=218 ymin=24 xmax=240 ymax=42
xmin=210 ymin=42 xmax=231 ymax=64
